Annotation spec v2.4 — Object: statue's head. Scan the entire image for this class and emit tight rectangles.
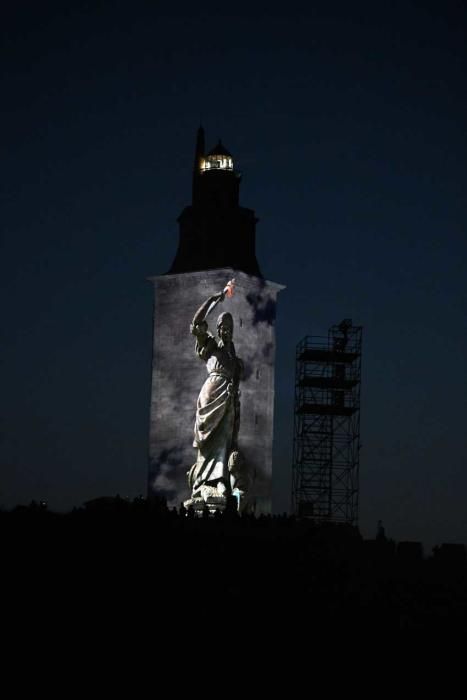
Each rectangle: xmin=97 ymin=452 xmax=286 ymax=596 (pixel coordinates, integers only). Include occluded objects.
xmin=217 ymin=312 xmax=234 ymax=344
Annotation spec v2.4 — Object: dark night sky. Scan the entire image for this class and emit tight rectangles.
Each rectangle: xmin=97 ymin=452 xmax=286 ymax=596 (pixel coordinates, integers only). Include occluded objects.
xmin=2 ymin=1 xmax=466 ymax=548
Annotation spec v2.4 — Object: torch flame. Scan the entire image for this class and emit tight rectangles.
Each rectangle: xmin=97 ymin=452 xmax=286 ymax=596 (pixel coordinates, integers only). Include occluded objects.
xmin=224 ymin=278 xmax=235 ymax=298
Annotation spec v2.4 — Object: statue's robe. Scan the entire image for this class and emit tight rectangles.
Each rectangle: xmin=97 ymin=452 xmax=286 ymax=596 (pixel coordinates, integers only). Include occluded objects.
xmin=189 ymin=323 xmax=242 ymax=497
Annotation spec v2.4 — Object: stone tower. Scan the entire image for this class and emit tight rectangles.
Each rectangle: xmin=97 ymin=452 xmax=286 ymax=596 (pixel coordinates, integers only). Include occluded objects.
xmin=148 ymin=128 xmax=284 ymax=512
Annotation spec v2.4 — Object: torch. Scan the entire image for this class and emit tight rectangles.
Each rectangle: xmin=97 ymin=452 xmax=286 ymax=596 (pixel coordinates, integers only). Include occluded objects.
xmin=205 ymin=278 xmax=235 ymax=318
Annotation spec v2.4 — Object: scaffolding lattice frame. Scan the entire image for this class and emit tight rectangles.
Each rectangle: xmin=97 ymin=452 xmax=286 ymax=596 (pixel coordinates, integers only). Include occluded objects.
xmin=291 ymin=320 xmax=362 ymax=524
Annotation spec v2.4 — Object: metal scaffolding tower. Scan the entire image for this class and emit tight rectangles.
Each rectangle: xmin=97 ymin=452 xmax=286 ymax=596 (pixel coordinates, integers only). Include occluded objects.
xmin=291 ymin=319 xmax=362 ymax=524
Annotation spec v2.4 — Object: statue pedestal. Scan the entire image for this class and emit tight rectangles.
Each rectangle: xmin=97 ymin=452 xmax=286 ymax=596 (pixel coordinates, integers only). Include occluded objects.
xmin=183 ymin=496 xmax=228 ymax=515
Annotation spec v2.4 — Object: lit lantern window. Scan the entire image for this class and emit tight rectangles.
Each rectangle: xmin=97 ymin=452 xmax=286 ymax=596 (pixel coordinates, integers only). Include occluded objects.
xmin=200 ymin=140 xmax=233 ymax=173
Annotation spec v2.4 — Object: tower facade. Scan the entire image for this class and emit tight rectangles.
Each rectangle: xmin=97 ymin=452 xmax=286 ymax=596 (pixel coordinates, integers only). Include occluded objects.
xmin=148 ymin=128 xmax=284 ymax=512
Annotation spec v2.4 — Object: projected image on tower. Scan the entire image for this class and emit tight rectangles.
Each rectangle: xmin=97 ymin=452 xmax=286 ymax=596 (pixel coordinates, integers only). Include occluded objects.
xmin=185 ymin=279 xmax=251 ymax=514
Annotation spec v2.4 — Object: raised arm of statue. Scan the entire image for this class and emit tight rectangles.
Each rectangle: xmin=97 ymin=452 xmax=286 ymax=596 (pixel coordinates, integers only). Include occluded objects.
xmin=190 ymin=279 xmax=235 ymax=335
xmin=191 ymin=290 xmax=225 ymax=331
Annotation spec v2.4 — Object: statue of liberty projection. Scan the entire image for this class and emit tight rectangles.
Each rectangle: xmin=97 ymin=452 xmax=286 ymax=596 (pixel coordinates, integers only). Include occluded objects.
xmin=186 ymin=280 xmax=250 ymax=512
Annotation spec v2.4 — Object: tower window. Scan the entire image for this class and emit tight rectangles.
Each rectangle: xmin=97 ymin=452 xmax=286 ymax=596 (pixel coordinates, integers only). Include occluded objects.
xmin=200 ymin=155 xmax=233 ymax=172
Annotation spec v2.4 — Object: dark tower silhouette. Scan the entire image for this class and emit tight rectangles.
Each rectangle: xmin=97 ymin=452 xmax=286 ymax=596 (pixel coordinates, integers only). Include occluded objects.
xmin=192 ymin=124 xmax=205 ymax=202
xmin=169 ymin=127 xmax=262 ymax=276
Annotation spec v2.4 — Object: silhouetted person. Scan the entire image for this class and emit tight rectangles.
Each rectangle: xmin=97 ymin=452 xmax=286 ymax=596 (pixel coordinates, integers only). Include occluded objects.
xmin=377 ymin=520 xmax=386 ymax=541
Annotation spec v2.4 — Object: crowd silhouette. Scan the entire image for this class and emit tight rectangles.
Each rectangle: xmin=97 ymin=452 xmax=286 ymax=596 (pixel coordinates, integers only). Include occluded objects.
xmin=3 ymin=496 xmax=466 ymax=631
